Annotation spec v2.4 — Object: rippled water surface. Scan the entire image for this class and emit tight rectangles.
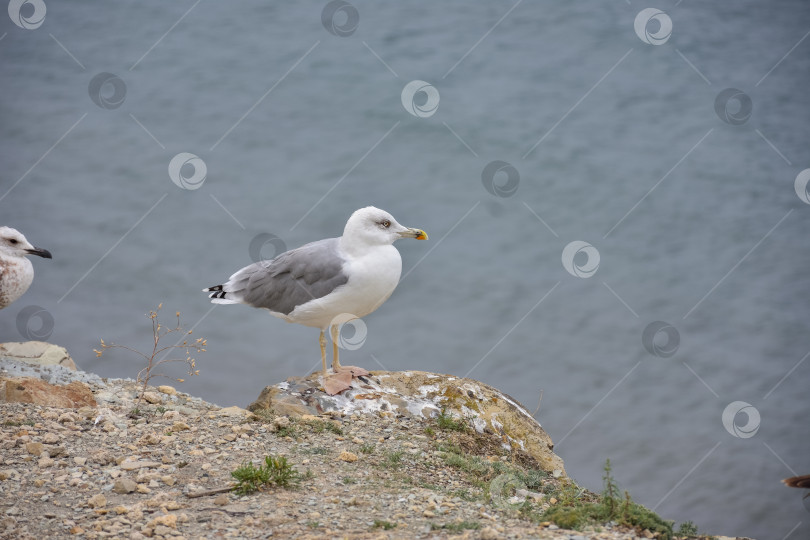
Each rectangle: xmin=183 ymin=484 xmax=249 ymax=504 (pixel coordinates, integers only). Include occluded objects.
xmin=2 ymin=2 xmax=809 ymax=538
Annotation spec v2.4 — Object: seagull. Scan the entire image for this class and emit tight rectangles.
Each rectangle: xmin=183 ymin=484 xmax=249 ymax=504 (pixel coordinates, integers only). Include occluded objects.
xmin=0 ymin=226 xmax=52 ymax=310
xmin=204 ymin=207 xmax=428 ymax=395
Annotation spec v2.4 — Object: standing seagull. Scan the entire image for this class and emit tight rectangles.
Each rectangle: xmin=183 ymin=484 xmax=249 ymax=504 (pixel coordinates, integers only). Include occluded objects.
xmin=204 ymin=207 xmax=428 ymax=395
xmin=0 ymin=227 xmax=52 ymax=309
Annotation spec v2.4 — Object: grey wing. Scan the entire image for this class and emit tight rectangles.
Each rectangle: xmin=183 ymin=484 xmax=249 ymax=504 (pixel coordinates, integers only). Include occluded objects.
xmin=237 ymin=238 xmax=349 ymax=315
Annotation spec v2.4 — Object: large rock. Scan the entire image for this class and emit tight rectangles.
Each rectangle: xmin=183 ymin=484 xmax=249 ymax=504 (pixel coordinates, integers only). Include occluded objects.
xmin=0 ymin=341 xmax=77 ymax=370
xmin=0 ymin=377 xmax=96 ymax=408
xmin=249 ymin=370 xmax=565 ymax=475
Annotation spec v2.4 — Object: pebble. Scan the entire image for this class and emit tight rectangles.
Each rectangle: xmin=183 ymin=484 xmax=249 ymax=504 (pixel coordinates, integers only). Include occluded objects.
xmin=142 ymin=392 xmax=162 ymax=404
xmin=87 ymin=493 xmax=107 ymax=508
xmin=25 ymin=442 xmax=44 ymax=455
xmin=113 ymin=478 xmax=137 ymax=494
xmin=157 ymin=385 xmax=177 ymax=395
xmin=338 ymin=451 xmax=358 ymax=463
xmin=213 ymin=494 xmax=229 ymax=506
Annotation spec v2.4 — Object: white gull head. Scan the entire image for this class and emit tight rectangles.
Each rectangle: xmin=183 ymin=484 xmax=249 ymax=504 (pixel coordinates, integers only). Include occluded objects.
xmin=340 ymin=206 xmax=428 ymax=255
xmin=0 ymin=226 xmax=52 ymax=309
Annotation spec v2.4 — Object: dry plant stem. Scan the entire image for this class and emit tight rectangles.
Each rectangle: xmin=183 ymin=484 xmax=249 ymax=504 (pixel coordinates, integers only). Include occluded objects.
xmin=95 ymin=305 xmax=206 ymax=406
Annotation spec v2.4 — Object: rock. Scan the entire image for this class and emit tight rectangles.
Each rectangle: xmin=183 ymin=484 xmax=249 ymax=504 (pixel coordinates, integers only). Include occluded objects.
xmin=0 ymin=341 xmax=77 ymax=370
xmin=87 ymin=494 xmax=107 ymax=509
xmin=157 ymin=385 xmax=176 ymax=395
xmin=73 ymin=457 xmax=87 ymax=466
xmin=25 ymin=442 xmax=43 ymax=456
xmin=338 ymin=451 xmax=358 ymax=463
xmin=142 ymin=392 xmax=162 ymax=404
xmin=248 ymin=370 xmax=565 ymax=475
xmin=119 ymin=459 xmax=161 ymax=471
xmin=213 ymin=494 xmax=229 ymax=506
xmin=171 ymin=421 xmax=190 ymax=432
xmin=216 ymin=405 xmax=254 ymax=419
xmin=38 ymin=457 xmax=54 ymax=467
xmin=41 ymin=432 xmax=60 ymax=444
xmin=480 ymin=526 xmax=499 ymax=540
xmin=0 ymin=377 xmax=96 ymax=408
xmin=113 ymin=478 xmax=137 ymax=494
xmin=90 ymin=450 xmax=114 ymax=465
xmin=148 ymin=514 xmax=177 ymax=529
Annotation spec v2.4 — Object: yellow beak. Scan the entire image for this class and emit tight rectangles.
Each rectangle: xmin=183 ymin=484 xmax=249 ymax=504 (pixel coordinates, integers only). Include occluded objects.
xmin=400 ymin=227 xmax=428 ymax=240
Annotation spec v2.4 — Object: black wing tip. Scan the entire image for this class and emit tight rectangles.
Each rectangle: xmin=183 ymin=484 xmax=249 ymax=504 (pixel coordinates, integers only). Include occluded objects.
xmin=204 ymin=284 xmax=228 ymax=299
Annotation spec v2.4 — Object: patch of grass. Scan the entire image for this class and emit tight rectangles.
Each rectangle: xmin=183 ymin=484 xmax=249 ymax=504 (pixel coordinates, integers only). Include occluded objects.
xmin=381 ymin=450 xmax=404 ymax=469
xmin=231 ymin=455 xmax=301 ymax=495
xmin=342 ymin=476 xmax=356 ymax=485
xmin=436 ymin=409 xmax=469 ymax=432
xmin=424 ymin=426 xmax=435 ymax=437
xmin=441 ymin=450 xmax=490 ymax=477
xmin=2 ymin=419 xmax=35 ymax=427
xmin=430 ymin=520 xmax=480 ymax=531
xmin=359 ymin=443 xmax=375 ymax=454
xmin=301 ymin=418 xmax=343 ymax=435
xmin=306 ymin=521 xmax=320 ymax=529
xmin=539 ymin=459 xmax=673 ymax=539
xmin=676 ymin=521 xmax=699 ymax=537
xmin=251 ymin=409 xmax=275 ymax=423
xmin=154 ymin=406 xmax=166 ymax=415
xmin=372 ymin=520 xmax=397 ymax=530
xmin=451 ymin=488 xmax=480 ymax=502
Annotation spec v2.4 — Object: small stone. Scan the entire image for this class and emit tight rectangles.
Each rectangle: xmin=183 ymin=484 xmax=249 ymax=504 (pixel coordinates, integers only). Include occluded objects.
xmin=26 ymin=442 xmax=43 ymax=456
xmin=38 ymin=456 xmax=55 ymax=468
xmin=70 ymin=525 xmax=84 ymax=534
xmin=549 ymin=497 xmax=557 ymax=504
xmin=114 ymin=505 xmax=128 ymax=515
xmin=161 ymin=475 xmax=176 ymax=486
xmin=171 ymin=421 xmax=190 ymax=432
xmin=480 ymin=526 xmax=499 ymax=540
xmin=150 ymin=514 xmax=177 ymax=529
xmin=113 ymin=478 xmax=137 ymax=494
xmin=142 ymin=392 xmax=162 ymax=404
xmin=136 ymin=484 xmax=151 ymax=494
xmin=42 ymin=432 xmax=60 ymax=444
xmin=120 ymin=459 xmax=161 ymax=471
xmin=73 ymin=457 xmax=87 ymax=466
xmin=422 ymin=510 xmax=435 ymax=518
xmin=338 ymin=451 xmax=358 ymax=463
xmin=157 ymin=385 xmax=177 ymax=395
xmin=87 ymin=493 xmax=107 ymax=508
xmin=58 ymin=412 xmax=78 ymax=423
xmin=273 ymin=416 xmax=290 ymax=429
xmin=213 ymin=494 xmax=229 ymax=506
xmin=165 ymin=500 xmax=181 ymax=510
xmin=352 ymin=437 xmax=363 ymax=444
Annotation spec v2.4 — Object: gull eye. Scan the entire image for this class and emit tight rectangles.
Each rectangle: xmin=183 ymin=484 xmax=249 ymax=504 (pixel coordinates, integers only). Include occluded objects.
xmin=9 ymin=238 xmax=18 ymax=245
xmin=381 ymin=220 xmax=390 ymax=228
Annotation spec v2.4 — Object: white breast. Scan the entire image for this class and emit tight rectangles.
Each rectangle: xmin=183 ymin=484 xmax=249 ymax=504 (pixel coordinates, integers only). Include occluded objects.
xmin=285 ymin=245 xmax=402 ymax=329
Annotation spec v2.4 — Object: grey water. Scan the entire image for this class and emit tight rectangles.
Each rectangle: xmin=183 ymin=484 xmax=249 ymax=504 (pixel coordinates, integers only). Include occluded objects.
xmin=2 ymin=2 xmax=809 ymax=538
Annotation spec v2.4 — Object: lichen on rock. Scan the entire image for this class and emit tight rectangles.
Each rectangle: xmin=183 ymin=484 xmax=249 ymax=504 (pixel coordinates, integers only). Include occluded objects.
xmin=248 ymin=370 xmax=565 ymax=476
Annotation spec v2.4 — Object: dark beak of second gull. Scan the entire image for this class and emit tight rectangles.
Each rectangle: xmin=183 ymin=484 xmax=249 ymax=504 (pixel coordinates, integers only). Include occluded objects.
xmin=26 ymin=246 xmax=52 ymax=259
xmin=399 ymin=228 xmax=429 ymax=240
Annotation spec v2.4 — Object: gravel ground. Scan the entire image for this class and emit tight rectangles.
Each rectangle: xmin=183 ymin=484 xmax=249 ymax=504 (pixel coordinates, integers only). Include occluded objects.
xmin=0 ymin=378 xmax=732 ymax=539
